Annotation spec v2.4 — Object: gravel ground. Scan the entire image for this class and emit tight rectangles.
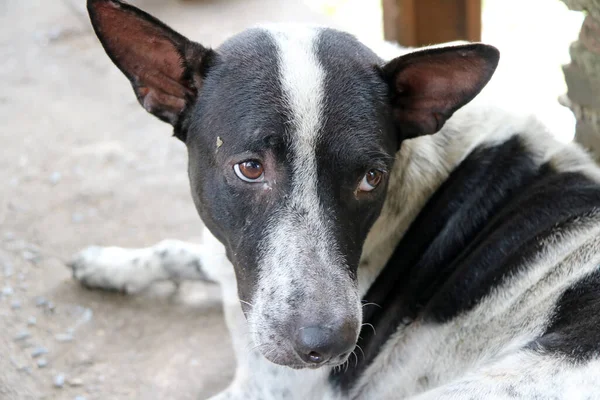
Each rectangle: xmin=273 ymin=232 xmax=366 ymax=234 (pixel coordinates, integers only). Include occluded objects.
xmin=0 ymin=1 xmax=329 ymax=399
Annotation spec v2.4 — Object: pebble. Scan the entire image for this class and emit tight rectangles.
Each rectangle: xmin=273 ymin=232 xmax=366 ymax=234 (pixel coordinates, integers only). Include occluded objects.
xmin=17 ymin=366 xmax=32 ymax=374
xmin=22 ymin=250 xmax=39 ymax=263
xmin=37 ymin=358 xmax=48 ymax=368
xmin=71 ymin=212 xmax=84 ymax=223
xmin=49 ymin=171 xmax=62 ymax=185
xmin=27 ymin=316 xmax=37 ymax=326
xmin=53 ymin=374 xmax=65 ymax=388
xmin=68 ymin=378 xmax=83 ymax=387
xmin=2 ymin=286 xmax=14 ymax=296
xmin=10 ymin=300 xmax=21 ymax=309
xmin=55 ymin=333 xmax=74 ymax=342
xmin=35 ymin=296 xmax=48 ymax=307
xmin=14 ymin=331 xmax=30 ymax=341
xmin=31 ymin=347 xmax=49 ymax=358
xmin=3 ymin=263 xmax=13 ymax=277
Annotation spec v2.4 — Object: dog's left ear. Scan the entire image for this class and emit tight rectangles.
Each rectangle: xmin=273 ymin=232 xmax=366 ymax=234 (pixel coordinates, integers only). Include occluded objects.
xmin=381 ymin=44 xmax=499 ymax=139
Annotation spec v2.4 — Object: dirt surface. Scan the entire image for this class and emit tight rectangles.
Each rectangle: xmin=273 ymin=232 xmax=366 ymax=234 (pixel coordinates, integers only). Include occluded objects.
xmin=0 ymin=1 xmax=329 ymax=399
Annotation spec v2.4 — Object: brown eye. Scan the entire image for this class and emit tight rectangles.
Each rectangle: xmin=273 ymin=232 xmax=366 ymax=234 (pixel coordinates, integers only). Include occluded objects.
xmin=234 ymin=160 xmax=265 ymax=182
xmin=358 ymin=169 xmax=384 ymax=192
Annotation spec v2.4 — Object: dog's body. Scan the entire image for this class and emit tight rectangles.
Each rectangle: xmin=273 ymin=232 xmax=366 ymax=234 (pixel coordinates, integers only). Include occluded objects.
xmin=72 ymin=1 xmax=600 ymax=398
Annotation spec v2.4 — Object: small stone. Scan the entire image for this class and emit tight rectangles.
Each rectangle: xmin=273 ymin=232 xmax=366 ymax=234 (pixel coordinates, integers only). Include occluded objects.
xmin=55 ymin=333 xmax=74 ymax=342
xmin=37 ymin=358 xmax=48 ymax=368
xmin=53 ymin=374 xmax=65 ymax=388
xmin=22 ymin=250 xmax=39 ymax=263
xmin=35 ymin=296 xmax=48 ymax=307
xmin=49 ymin=171 xmax=62 ymax=185
xmin=71 ymin=213 xmax=84 ymax=223
xmin=2 ymin=286 xmax=13 ymax=296
xmin=10 ymin=300 xmax=21 ymax=309
xmin=68 ymin=378 xmax=83 ymax=387
xmin=14 ymin=331 xmax=30 ymax=341
xmin=46 ymin=302 xmax=56 ymax=312
xmin=27 ymin=316 xmax=37 ymax=326
xmin=31 ymin=347 xmax=49 ymax=358
xmin=3 ymin=263 xmax=13 ymax=277
xmin=17 ymin=366 xmax=32 ymax=374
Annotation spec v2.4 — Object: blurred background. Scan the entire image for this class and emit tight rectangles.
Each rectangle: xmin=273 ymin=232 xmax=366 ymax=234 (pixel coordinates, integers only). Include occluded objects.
xmin=0 ymin=0 xmax=590 ymax=399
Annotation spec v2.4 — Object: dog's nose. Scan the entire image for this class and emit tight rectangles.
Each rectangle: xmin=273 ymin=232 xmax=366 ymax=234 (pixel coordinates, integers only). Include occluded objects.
xmin=293 ymin=323 xmax=356 ymax=365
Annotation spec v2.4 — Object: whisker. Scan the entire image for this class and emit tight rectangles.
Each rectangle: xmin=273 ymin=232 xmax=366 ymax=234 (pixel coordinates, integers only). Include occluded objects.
xmin=247 ymin=342 xmax=269 ymax=353
xmin=239 ymin=299 xmax=254 ymax=308
xmin=355 ymin=344 xmax=365 ymax=361
xmin=361 ymin=302 xmax=382 ymax=308
xmin=362 ymin=322 xmax=377 ymax=336
xmin=353 ymin=351 xmax=359 ymax=367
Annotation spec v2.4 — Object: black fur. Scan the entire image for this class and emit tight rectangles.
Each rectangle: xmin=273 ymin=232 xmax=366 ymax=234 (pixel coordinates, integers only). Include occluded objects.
xmin=186 ymin=28 xmax=290 ymax=305
xmin=331 ymin=136 xmax=600 ymax=390
xmin=532 ymin=268 xmax=600 ymax=362
xmin=313 ymin=29 xmax=397 ymax=277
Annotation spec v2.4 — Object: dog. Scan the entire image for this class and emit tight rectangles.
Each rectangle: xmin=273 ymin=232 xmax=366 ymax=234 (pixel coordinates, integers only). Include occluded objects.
xmin=69 ymin=0 xmax=600 ymax=398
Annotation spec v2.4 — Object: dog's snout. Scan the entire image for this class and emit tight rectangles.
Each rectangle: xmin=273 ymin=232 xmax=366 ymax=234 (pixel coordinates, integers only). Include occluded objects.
xmin=294 ymin=323 xmax=357 ymax=365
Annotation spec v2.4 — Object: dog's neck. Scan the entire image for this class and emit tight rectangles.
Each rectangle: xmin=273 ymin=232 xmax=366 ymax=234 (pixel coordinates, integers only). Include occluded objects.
xmin=333 ymin=95 xmax=600 ymax=389
xmin=358 ymin=97 xmax=535 ymax=295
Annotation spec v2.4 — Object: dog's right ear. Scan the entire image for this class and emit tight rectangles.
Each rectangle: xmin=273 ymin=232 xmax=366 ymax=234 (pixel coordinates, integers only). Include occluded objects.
xmin=88 ymin=0 xmax=216 ymax=141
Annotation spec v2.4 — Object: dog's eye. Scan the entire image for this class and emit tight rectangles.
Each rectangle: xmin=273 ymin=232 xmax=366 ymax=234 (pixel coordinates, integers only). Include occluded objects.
xmin=358 ymin=169 xmax=384 ymax=192
xmin=234 ymin=160 xmax=265 ymax=183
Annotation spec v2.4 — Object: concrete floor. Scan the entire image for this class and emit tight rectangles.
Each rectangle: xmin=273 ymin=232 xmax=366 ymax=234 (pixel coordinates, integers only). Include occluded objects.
xmin=0 ymin=1 xmax=330 ymax=399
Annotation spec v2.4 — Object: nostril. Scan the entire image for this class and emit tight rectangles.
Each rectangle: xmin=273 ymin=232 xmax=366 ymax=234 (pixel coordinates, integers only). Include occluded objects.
xmin=294 ymin=324 xmax=357 ymax=365
xmin=307 ymin=351 xmax=323 ymax=364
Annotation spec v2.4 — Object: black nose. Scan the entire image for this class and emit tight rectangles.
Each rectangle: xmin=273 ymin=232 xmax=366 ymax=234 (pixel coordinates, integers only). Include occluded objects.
xmin=293 ymin=323 xmax=357 ymax=365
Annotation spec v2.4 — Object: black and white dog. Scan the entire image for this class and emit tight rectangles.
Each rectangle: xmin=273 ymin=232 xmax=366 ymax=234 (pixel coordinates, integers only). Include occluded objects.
xmin=70 ymin=0 xmax=600 ymax=398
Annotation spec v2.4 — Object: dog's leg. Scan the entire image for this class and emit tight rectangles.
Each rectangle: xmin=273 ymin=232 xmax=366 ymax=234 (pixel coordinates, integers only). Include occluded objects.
xmin=68 ymin=227 xmax=227 ymax=293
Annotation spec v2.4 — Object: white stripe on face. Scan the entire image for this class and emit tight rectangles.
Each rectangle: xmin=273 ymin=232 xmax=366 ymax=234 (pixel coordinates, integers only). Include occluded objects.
xmin=271 ymin=25 xmax=324 ymax=212
xmin=247 ymin=26 xmax=361 ymax=366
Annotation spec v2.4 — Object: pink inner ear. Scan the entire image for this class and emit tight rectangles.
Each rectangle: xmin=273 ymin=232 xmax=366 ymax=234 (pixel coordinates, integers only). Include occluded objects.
xmin=396 ymin=55 xmax=488 ymax=102
xmin=388 ymin=46 xmax=498 ymax=136
xmin=93 ymin=2 xmax=194 ymax=103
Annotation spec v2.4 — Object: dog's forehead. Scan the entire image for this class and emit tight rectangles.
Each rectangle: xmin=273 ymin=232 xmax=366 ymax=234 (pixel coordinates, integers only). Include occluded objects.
xmin=197 ymin=27 xmax=389 ymax=156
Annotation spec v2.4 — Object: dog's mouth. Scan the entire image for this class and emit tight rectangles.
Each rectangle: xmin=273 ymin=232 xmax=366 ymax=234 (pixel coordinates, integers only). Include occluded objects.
xmin=262 ymin=347 xmax=354 ymax=370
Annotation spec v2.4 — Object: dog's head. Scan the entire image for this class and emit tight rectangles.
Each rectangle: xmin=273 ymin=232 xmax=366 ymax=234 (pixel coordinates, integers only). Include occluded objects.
xmin=88 ymin=0 xmax=498 ymax=369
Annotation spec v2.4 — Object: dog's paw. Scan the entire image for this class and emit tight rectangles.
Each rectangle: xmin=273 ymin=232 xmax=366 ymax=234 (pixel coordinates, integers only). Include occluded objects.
xmin=67 ymin=246 xmax=156 ymax=294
